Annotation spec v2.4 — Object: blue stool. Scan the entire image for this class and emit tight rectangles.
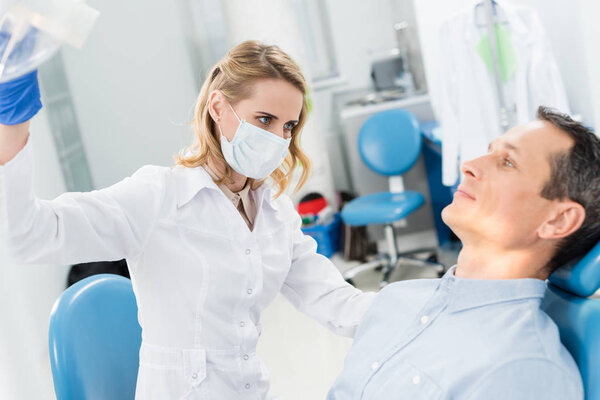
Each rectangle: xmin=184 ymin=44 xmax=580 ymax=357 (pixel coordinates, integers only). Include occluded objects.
xmin=49 ymin=274 xmax=142 ymax=400
xmin=543 ymin=241 xmax=600 ymax=400
xmin=341 ymin=109 xmax=444 ymax=287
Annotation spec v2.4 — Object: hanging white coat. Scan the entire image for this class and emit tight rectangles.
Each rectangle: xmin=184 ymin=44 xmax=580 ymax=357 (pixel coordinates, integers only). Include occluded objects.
xmin=435 ymin=1 xmax=570 ymax=186
xmin=0 ymin=137 xmax=376 ymax=400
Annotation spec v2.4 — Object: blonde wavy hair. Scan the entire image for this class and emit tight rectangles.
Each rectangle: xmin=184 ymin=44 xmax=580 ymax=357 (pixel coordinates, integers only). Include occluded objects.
xmin=174 ymin=40 xmax=312 ymax=197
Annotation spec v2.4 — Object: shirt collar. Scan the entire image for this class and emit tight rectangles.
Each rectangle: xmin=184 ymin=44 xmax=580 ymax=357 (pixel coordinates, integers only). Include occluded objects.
xmin=441 ymin=265 xmax=547 ymax=313
xmin=205 ymin=166 xmax=256 ymax=225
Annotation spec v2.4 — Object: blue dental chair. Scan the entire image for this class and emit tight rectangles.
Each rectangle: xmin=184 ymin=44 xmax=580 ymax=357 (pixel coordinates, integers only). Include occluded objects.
xmin=341 ymin=109 xmax=444 ymax=287
xmin=543 ymin=241 xmax=600 ymax=400
xmin=48 ymin=274 xmax=142 ymax=400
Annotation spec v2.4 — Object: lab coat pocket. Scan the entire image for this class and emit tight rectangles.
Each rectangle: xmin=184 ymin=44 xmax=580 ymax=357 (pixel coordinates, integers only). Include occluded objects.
xmin=137 ymin=344 xmax=208 ymax=400
xmin=183 ymin=348 xmax=207 ymax=390
xmin=365 ymin=360 xmax=443 ymax=400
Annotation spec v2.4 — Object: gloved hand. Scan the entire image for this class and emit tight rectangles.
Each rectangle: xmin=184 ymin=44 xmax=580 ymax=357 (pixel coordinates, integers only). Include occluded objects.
xmin=0 ymin=69 xmax=42 ymax=125
xmin=0 ymin=23 xmax=41 ymax=125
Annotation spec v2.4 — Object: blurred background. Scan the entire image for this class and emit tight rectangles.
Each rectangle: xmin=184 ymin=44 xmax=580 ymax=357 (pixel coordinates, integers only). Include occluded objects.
xmin=1 ymin=0 xmax=600 ymax=398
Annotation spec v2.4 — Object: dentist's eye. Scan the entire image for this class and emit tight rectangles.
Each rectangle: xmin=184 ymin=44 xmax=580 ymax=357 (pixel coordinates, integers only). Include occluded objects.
xmin=258 ymin=116 xmax=271 ymax=125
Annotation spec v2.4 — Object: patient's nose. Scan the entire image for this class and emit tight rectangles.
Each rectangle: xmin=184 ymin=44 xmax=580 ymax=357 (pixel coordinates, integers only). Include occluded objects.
xmin=461 ymin=158 xmax=480 ymax=180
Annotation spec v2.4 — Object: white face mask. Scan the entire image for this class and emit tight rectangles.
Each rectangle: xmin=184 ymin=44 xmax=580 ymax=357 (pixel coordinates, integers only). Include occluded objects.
xmin=219 ymin=103 xmax=291 ymax=179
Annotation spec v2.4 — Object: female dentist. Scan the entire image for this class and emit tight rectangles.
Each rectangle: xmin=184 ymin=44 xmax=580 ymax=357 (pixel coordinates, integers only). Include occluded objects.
xmin=0 ymin=41 xmax=376 ymax=399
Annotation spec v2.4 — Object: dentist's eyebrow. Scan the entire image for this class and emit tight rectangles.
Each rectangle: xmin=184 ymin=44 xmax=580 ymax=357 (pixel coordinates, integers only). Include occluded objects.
xmin=256 ymin=111 xmax=299 ymax=125
xmin=256 ymin=111 xmax=278 ymax=119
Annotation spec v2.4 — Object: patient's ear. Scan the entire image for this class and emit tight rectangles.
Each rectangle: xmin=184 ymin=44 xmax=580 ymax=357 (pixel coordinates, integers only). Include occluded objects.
xmin=538 ymin=201 xmax=586 ymax=240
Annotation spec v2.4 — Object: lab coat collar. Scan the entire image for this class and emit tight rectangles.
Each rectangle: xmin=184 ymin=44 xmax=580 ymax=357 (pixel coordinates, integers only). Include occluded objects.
xmin=173 ymin=164 xmax=278 ymax=212
xmin=174 ymin=165 xmax=219 ymax=208
xmin=466 ymin=0 xmax=533 ymax=45
xmin=441 ymin=265 xmax=546 ymax=313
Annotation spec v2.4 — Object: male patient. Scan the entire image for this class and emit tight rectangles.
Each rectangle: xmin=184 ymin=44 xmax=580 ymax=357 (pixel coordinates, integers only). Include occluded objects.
xmin=328 ymin=106 xmax=600 ymax=399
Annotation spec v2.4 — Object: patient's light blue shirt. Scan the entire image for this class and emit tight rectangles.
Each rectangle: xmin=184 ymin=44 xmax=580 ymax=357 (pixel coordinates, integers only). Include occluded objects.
xmin=328 ymin=266 xmax=583 ymax=400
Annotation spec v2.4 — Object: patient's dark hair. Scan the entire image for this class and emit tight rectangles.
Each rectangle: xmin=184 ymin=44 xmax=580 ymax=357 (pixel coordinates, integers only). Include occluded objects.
xmin=537 ymin=106 xmax=600 ymax=273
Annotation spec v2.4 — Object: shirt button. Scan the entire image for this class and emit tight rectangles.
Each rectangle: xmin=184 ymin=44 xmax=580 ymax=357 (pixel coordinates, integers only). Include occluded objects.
xmin=191 ymin=373 xmax=198 ymax=379
xmin=420 ymin=315 xmax=429 ymax=325
xmin=413 ymin=375 xmax=421 ymax=385
xmin=243 ymin=354 xmax=249 ymax=361
xmin=240 ymin=321 xmax=246 ymax=327
xmin=371 ymin=361 xmax=380 ymax=370
xmin=245 ymin=383 xmax=251 ymax=390
xmin=245 ymin=249 xmax=251 ymax=255
xmin=247 ymin=288 xmax=253 ymax=295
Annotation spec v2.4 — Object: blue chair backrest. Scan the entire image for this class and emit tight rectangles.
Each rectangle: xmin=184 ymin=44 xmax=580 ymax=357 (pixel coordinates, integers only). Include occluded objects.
xmin=49 ymin=274 xmax=142 ymax=400
xmin=358 ymin=109 xmax=422 ymax=176
xmin=543 ymin=241 xmax=600 ymax=400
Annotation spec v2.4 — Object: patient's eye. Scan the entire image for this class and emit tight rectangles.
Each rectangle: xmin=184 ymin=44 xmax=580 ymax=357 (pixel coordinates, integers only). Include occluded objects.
xmin=503 ymin=157 xmax=515 ymax=168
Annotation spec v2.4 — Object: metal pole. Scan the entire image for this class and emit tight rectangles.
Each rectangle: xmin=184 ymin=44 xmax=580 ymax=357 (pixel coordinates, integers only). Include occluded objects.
xmin=483 ymin=0 xmax=510 ymax=131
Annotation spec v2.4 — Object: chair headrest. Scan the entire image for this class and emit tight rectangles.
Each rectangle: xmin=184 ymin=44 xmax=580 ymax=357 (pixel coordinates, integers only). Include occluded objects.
xmin=549 ymin=241 xmax=600 ymax=298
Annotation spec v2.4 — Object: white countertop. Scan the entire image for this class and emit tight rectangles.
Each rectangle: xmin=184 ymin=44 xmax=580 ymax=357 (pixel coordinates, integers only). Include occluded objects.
xmin=340 ymin=93 xmax=431 ymax=120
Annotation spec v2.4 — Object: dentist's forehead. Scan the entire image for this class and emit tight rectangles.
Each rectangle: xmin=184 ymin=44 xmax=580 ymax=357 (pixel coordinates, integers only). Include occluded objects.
xmin=241 ymin=78 xmax=303 ymax=118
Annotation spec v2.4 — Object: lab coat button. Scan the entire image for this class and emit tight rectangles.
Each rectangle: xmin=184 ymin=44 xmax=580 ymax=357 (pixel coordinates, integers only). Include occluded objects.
xmin=371 ymin=362 xmax=380 ymax=370
xmin=245 ymin=383 xmax=251 ymax=390
xmin=413 ymin=375 xmax=421 ymax=385
xmin=245 ymin=249 xmax=251 ymax=255
xmin=247 ymin=288 xmax=253 ymax=295
xmin=240 ymin=321 xmax=246 ymax=327
xmin=421 ymin=315 xmax=429 ymax=325
xmin=191 ymin=373 xmax=198 ymax=379
xmin=243 ymin=354 xmax=249 ymax=361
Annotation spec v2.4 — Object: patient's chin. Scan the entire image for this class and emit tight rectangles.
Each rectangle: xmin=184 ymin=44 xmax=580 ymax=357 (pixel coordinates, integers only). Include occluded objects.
xmin=441 ymin=203 xmax=459 ymax=225
xmin=442 ymin=205 xmax=468 ymax=238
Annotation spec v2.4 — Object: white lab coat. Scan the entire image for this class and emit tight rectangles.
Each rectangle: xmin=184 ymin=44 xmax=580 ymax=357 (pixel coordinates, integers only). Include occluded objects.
xmin=0 ymin=137 xmax=376 ymax=400
xmin=436 ymin=1 xmax=570 ymax=186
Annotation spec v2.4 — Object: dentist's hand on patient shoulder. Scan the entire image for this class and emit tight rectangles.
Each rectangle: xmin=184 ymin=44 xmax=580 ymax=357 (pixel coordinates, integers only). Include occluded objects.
xmin=0 ymin=69 xmax=42 ymax=164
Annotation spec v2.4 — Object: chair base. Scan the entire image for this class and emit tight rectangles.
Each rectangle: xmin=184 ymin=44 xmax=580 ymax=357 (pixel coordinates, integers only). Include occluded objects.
xmin=343 ymin=224 xmax=446 ymax=288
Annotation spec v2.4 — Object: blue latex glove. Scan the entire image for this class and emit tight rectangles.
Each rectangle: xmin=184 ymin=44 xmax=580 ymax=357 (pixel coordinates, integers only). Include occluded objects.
xmin=0 ymin=24 xmax=42 ymax=125
xmin=0 ymin=69 xmax=42 ymax=125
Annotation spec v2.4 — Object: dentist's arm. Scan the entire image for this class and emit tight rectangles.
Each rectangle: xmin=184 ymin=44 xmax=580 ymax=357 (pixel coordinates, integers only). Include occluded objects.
xmin=0 ymin=120 xmax=29 ymax=164
xmin=279 ymin=197 xmax=377 ymax=337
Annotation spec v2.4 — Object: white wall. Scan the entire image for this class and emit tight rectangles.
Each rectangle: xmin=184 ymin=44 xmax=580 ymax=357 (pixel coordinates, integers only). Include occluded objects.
xmin=60 ymin=0 xmax=198 ymax=188
xmin=326 ymin=0 xmax=399 ymax=90
xmin=314 ymin=0 xmax=399 ymax=123
xmin=574 ymin=0 xmax=600 ymax=129
xmin=514 ymin=0 xmax=594 ymax=125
